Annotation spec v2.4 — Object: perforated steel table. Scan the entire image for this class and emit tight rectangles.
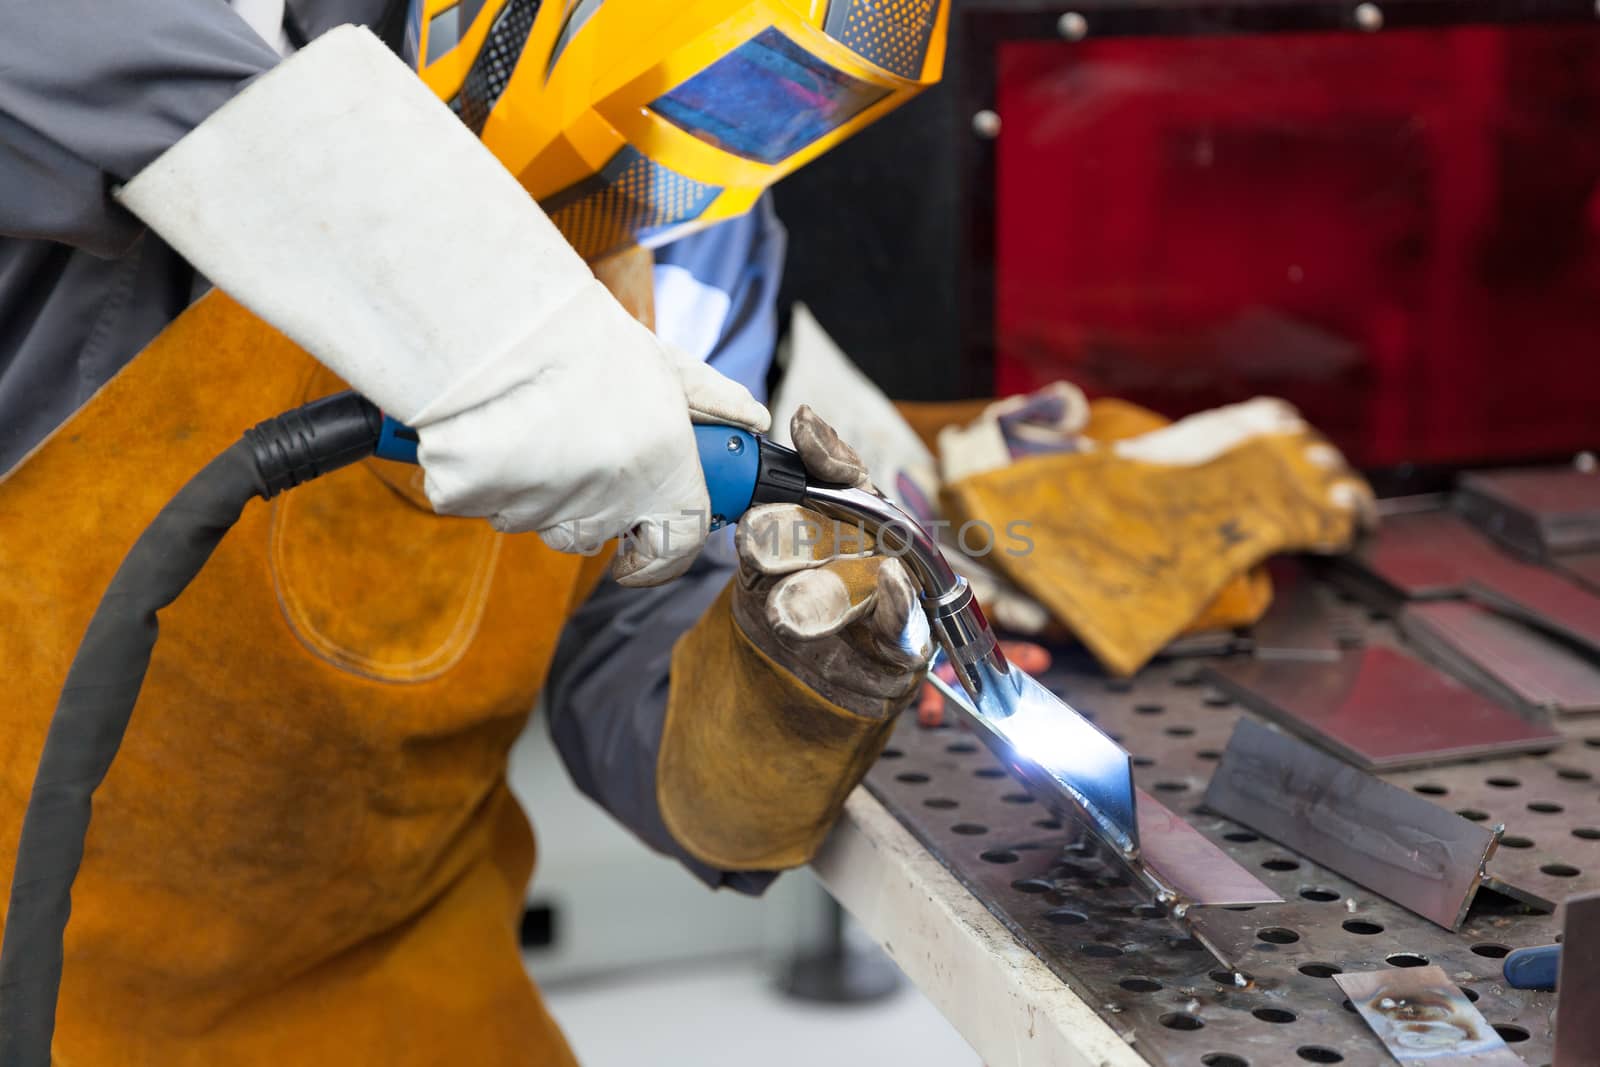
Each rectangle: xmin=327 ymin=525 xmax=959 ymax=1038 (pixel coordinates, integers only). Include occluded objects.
xmin=814 ymin=579 xmax=1598 ymax=1067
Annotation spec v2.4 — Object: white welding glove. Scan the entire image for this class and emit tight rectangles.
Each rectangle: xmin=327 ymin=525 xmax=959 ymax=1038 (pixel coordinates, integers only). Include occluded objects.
xmin=116 ymin=26 xmax=768 ymax=586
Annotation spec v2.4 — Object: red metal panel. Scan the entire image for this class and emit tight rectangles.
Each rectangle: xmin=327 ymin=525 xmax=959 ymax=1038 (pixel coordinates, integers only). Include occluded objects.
xmin=993 ymin=27 xmax=1600 ymax=466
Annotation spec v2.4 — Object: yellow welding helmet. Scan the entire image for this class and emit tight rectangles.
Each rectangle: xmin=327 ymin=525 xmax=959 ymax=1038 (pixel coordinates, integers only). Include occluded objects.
xmin=406 ymin=0 xmax=948 ymax=260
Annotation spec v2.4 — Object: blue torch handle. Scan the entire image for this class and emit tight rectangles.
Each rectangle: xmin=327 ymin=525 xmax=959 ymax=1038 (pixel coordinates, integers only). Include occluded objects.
xmin=377 ymin=417 xmax=768 ymax=530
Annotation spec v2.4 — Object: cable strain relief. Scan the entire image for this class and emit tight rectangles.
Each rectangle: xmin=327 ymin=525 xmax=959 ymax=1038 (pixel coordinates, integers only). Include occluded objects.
xmin=244 ymin=392 xmax=384 ymax=499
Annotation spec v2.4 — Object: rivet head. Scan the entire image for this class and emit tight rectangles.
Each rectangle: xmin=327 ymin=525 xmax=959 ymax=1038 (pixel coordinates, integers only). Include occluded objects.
xmin=1354 ymin=2 xmax=1383 ymax=30
xmin=726 ymin=435 xmax=745 ymax=454
xmin=1057 ymin=11 xmax=1088 ymax=40
xmin=972 ymin=109 xmax=1002 ymax=139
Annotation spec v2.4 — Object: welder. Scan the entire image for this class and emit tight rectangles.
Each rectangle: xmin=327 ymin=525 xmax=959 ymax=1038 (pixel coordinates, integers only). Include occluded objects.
xmin=0 ymin=2 xmax=946 ymax=1063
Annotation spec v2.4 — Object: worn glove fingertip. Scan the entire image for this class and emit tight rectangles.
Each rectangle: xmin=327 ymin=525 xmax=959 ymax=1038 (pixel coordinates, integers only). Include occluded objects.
xmin=768 ymin=568 xmax=868 ymax=641
xmin=871 ymin=557 xmax=933 ymax=666
xmin=791 ymin=404 xmax=869 ymax=487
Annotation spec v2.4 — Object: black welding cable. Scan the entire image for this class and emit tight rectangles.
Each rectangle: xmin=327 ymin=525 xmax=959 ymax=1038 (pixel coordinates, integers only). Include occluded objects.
xmin=0 ymin=392 xmax=384 ymax=1067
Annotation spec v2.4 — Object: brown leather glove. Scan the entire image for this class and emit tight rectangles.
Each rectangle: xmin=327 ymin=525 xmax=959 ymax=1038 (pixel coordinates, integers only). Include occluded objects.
xmin=731 ymin=407 xmax=931 ymax=718
xmin=655 ymin=407 xmax=930 ymax=870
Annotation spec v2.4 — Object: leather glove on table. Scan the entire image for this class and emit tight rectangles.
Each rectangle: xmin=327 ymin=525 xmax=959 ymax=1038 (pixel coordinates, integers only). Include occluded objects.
xmin=115 ymin=26 xmax=766 ymax=586
xmin=943 ymin=395 xmax=1375 ymax=677
xmin=656 ymin=408 xmax=932 ymax=870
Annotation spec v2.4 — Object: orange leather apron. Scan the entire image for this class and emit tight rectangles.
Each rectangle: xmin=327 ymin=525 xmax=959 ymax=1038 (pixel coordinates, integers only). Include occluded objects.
xmin=0 ymin=288 xmax=621 ymax=1065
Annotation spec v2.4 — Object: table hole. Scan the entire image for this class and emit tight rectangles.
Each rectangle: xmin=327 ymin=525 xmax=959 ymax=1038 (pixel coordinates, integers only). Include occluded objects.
xmin=1106 ymin=732 xmax=1124 ymax=744
xmin=1166 ymin=725 xmax=1196 ymax=737
xmin=1133 ymin=904 xmax=1166 ymax=919
xmin=1223 ymin=905 xmax=1257 ymax=912
xmin=980 ymin=849 xmax=1019 ymax=864
xmin=1342 ymin=920 xmax=1383 ymax=935
xmin=951 ymin=823 xmax=988 ymax=836
xmin=1258 ymin=927 xmax=1300 ymax=945
xmin=1572 ymin=827 xmax=1600 ymax=840
xmin=1297 ymin=1047 xmax=1343 ymax=1063
xmin=879 ymin=748 xmax=903 ymax=759
xmin=1002 ymin=792 xmax=1036 ymax=805
xmin=1174 ymin=672 xmax=1203 ymax=687
xmin=1457 ymin=809 xmax=1490 ymax=822
xmin=1154 ymin=780 xmax=1189 ymax=793
xmin=1225 ymin=831 xmax=1260 ymax=843
xmin=1528 ymin=801 xmax=1565 ymax=814
xmin=895 ymin=772 xmax=930 ymax=784
xmin=923 ymin=797 xmax=958 ymax=810
xmin=1081 ymin=943 xmax=1124 ymax=959
xmin=1462 ymin=987 xmax=1480 ymax=1002
xmin=1106 ymin=678 xmax=1134 ymax=693
xmin=1413 ymin=783 xmax=1448 ymax=796
xmin=1203 ymin=692 xmax=1235 ymax=707
xmin=1253 ymin=1008 xmax=1296 ymax=1024
xmin=1385 ymin=953 xmax=1429 ymax=968
xmin=1340 ymin=999 xmax=1356 ymax=1013
xmin=1033 ymin=818 xmax=1063 ymax=831
xmin=1486 ymin=776 xmax=1521 ymax=789
xmin=1120 ymin=976 xmax=1161 ymax=993
xmin=1262 ymin=858 xmax=1301 ymax=872
xmin=1471 ymin=943 xmax=1511 ymax=958
xmin=1209 ymin=968 xmax=1252 ymax=985
xmin=1542 ymin=862 xmax=1580 ymax=877
xmin=1299 ymin=962 xmax=1341 ymax=978
xmin=1011 ymin=878 xmax=1053 ymax=894
xmin=1557 ymin=768 xmax=1593 ymax=781
xmin=1197 ymin=749 xmax=1223 ymax=761
xmin=1584 ymin=735 xmax=1600 ymax=747
xmin=1043 ymin=909 xmax=1087 ymax=926
xmin=1202 ymin=1055 xmax=1248 ymax=1067
xmin=1501 ymin=836 xmax=1535 ymax=849
xmin=1300 ymin=887 xmax=1340 ymax=902
xmin=1159 ymin=1012 xmax=1203 ymax=1031
xmin=1494 ymin=1024 xmax=1529 ymax=1043
xmin=1132 ymin=756 xmax=1156 ymax=768
xmin=945 ymin=741 xmax=978 ymax=755
xmin=974 ymin=767 xmax=1007 ymax=779
xmin=1135 ymin=703 xmax=1165 ymax=715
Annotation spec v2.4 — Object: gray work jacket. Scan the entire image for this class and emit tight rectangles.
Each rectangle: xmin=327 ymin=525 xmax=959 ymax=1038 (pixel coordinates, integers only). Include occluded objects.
xmin=0 ymin=0 xmax=779 ymax=892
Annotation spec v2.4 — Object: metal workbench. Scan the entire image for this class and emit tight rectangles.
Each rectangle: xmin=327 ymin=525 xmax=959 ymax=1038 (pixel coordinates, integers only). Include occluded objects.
xmin=814 ymin=577 xmax=1597 ymax=1067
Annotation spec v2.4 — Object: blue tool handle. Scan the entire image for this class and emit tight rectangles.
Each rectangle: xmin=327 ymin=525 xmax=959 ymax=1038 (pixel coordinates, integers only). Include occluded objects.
xmin=376 ymin=416 xmax=802 ymax=530
xmin=1503 ymin=944 xmax=1560 ymax=990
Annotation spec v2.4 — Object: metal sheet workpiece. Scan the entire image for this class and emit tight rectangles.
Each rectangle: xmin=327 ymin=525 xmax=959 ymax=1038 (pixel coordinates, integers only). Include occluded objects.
xmin=1555 ymin=890 xmax=1600 ymax=1067
xmin=1335 ymin=510 xmax=1507 ymax=603
xmin=1455 ymin=466 xmax=1600 ymax=560
xmin=1335 ymin=965 xmax=1524 ymax=1065
xmin=1202 ymin=719 xmax=1506 ymax=929
xmin=1402 ymin=600 xmax=1600 ymax=717
xmin=1135 ymin=788 xmax=1282 ymax=910
xmin=1204 ymin=646 xmax=1564 ymax=770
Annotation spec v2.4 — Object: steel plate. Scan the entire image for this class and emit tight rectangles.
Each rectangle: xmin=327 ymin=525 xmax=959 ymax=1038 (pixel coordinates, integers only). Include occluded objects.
xmin=1203 ymin=646 xmax=1564 ymax=770
xmin=1201 ymin=719 xmax=1505 ymax=930
xmin=1402 ymin=600 xmax=1600 ymax=717
xmin=1455 ymin=467 xmax=1600 ymax=560
xmin=1554 ymin=890 xmax=1600 ymax=1067
xmin=1335 ymin=965 xmax=1522 ymax=1065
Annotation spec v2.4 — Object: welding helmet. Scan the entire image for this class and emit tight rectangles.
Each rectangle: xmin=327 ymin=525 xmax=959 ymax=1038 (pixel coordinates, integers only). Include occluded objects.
xmin=406 ymin=0 xmax=948 ymax=261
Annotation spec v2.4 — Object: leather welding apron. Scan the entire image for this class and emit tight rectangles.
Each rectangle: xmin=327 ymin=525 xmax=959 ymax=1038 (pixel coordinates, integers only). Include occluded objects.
xmin=0 ymin=287 xmax=625 ymax=1065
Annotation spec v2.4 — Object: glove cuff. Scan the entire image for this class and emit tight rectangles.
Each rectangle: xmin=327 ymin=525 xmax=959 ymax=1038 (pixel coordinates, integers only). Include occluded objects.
xmin=658 ymin=585 xmax=896 ymax=870
xmin=117 ymin=25 xmax=595 ymax=425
